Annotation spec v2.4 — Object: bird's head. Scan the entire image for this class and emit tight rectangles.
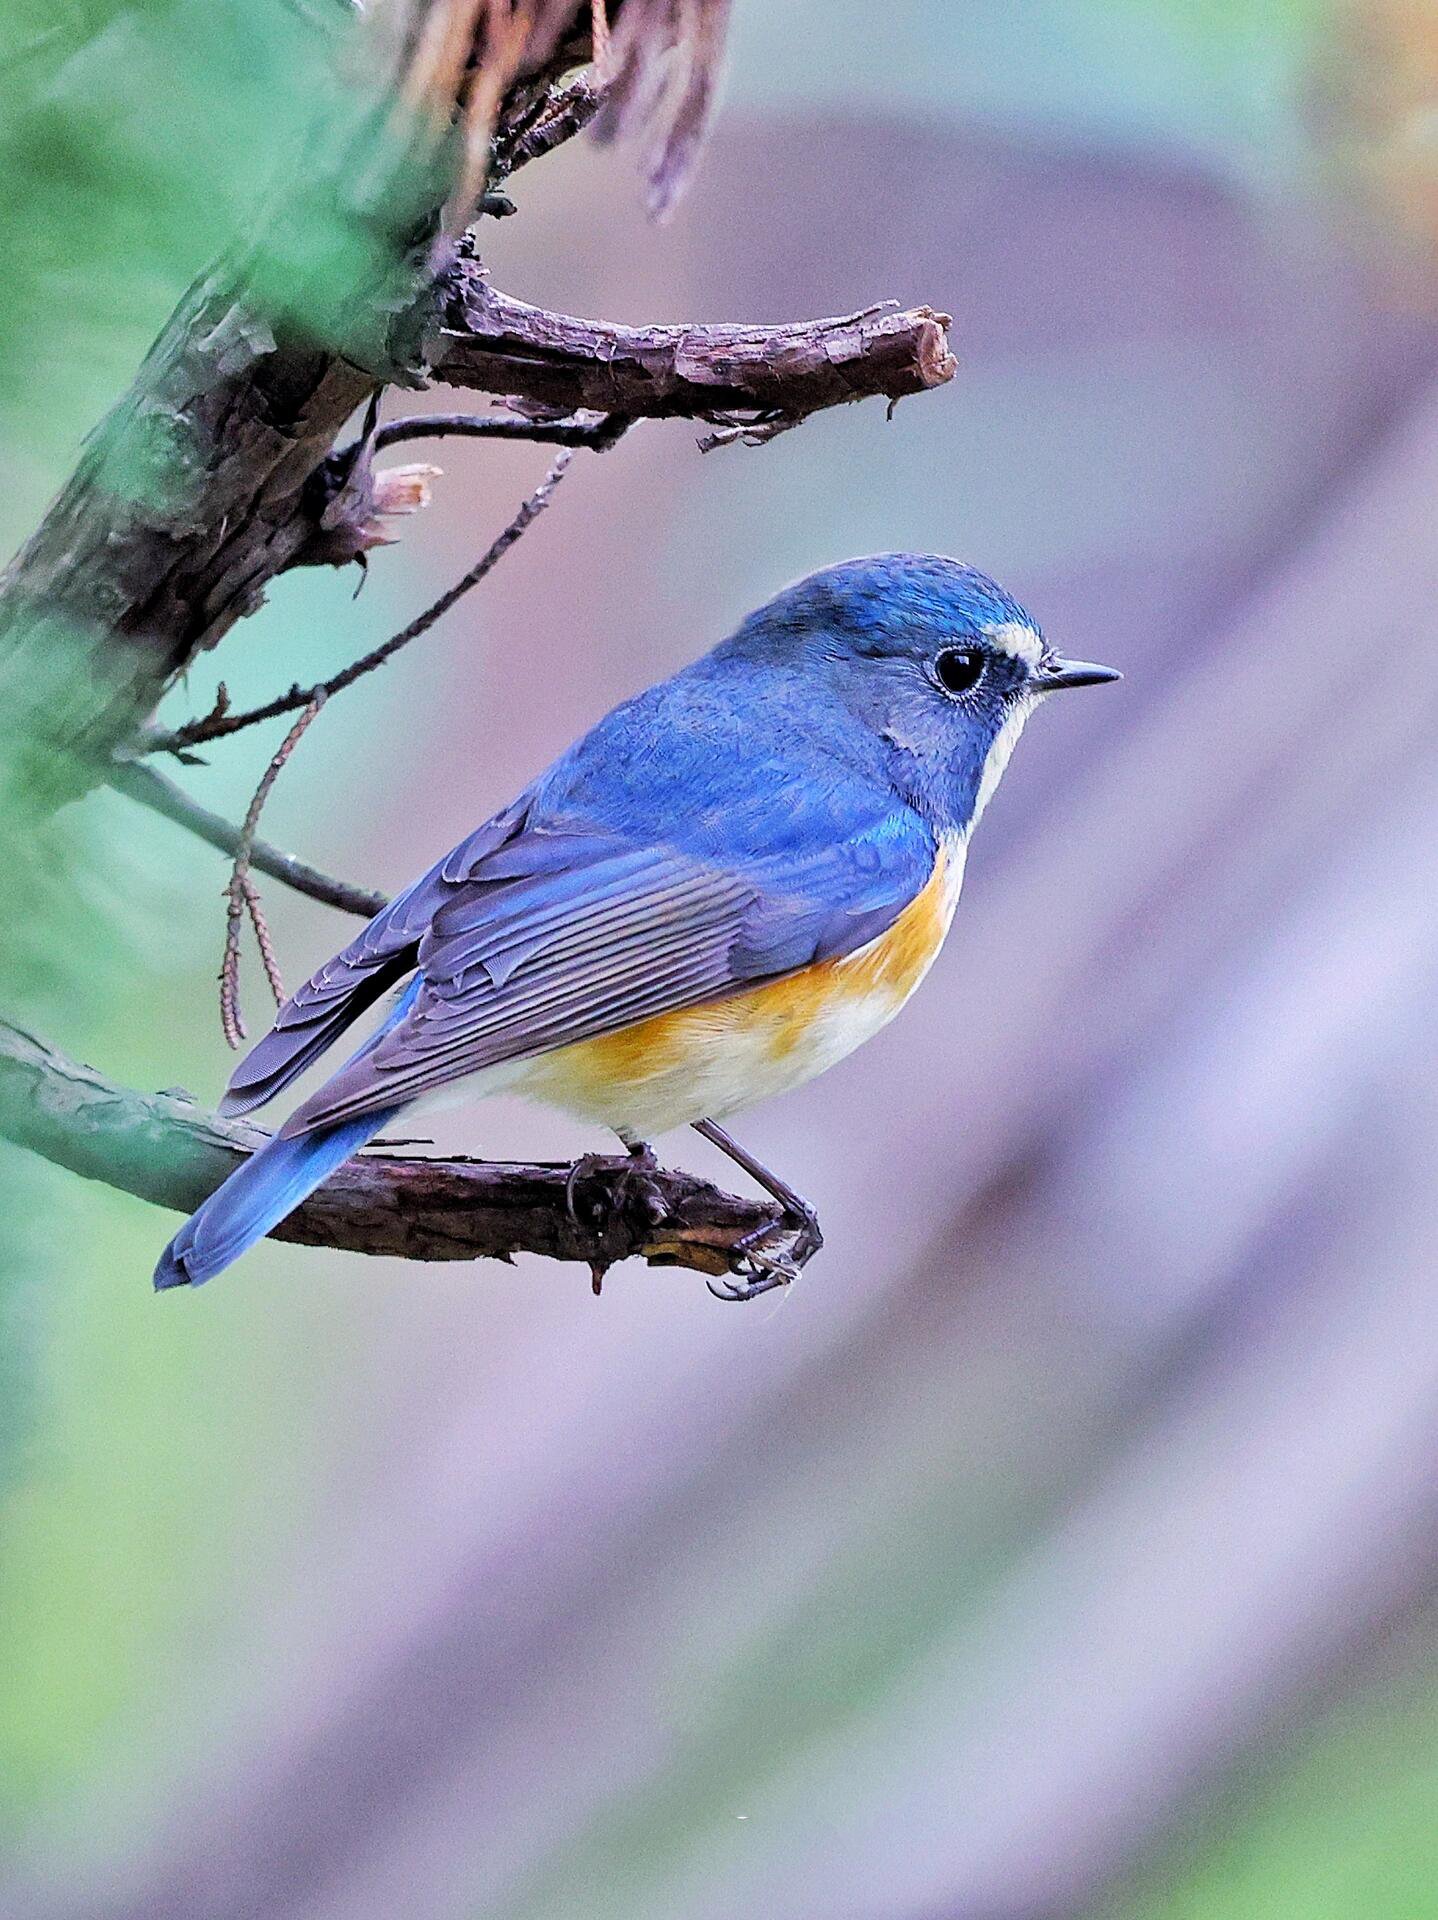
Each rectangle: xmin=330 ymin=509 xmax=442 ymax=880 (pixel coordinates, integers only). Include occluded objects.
xmin=720 ymin=553 xmax=1120 ymax=835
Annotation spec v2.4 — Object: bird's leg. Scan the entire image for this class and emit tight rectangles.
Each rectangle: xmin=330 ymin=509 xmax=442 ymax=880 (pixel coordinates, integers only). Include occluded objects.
xmin=564 ymin=1137 xmax=668 ymax=1294
xmin=692 ymin=1118 xmax=824 ymax=1302
xmin=563 ymin=1136 xmax=658 ymax=1222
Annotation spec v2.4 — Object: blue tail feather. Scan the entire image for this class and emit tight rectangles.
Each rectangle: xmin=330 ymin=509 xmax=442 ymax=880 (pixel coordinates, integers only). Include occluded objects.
xmin=153 ymin=1108 xmax=402 ymax=1289
xmin=154 ymin=978 xmax=419 ymax=1290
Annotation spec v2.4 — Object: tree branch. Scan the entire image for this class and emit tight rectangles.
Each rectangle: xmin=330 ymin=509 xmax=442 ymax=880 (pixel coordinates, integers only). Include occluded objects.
xmin=0 ymin=1017 xmax=780 ymax=1278
xmin=0 ymin=0 xmax=956 ymax=1288
xmin=372 ymin=408 xmax=629 ymax=451
xmin=0 ymin=4 xmax=704 ymax=798
xmin=434 ymin=277 xmax=957 ymax=433
xmin=219 ymin=695 xmax=328 ymax=1047
xmin=0 ymin=265 xmax=952 ymax=800
xmin=108 ymin=760 xmax=389 ymax=919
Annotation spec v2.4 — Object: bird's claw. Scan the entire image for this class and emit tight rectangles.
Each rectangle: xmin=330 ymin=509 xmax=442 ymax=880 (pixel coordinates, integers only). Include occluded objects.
xmin=563 ymin=1141 xmax=823 ymax=1305
xmin=706 ymin=1251 xmax=796 ymax=1303
xmin=707 ymin=1201 xmax=823 ymax=1303
xmin=564 ymin=1144 xmax=662 ymax=1223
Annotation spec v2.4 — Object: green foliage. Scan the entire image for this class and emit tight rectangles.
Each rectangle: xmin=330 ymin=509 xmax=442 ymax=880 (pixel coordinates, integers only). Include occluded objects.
xmin=0 ymin=0 xmax=396 ymax=1500
xmin=0 ymin=2 xmax=351 ymax=542
xmin=1103 ymin=1652 xmax=1438 ymax=1920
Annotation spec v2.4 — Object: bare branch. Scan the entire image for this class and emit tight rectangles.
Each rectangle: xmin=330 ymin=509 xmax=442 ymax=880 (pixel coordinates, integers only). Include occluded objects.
xmin=155 ymin=449 xmax=575 ymax=753
xmin=372 ymin=408 xmax=629 ymax=451
xmin=0 ymin=272 xmax=951 ymax=801
xmin=0 ymin=1017 xmax=782 ymax=1278
xmin=435 ymin=277 xmax=957 ymax=434
xmin=108 ymin=760 xmax=388 ymax=919
xmin=0 ymin=6 xmax=667 ymax=794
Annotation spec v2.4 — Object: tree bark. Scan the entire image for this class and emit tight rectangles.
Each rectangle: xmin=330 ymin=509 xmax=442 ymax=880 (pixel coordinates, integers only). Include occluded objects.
xmin=435 ymin=275 xmax=956 ymax=427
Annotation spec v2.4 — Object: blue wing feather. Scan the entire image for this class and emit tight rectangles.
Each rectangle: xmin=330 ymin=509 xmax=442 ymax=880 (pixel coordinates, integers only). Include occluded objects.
xmin=223 ymin=670 xmax=937 ymax=1137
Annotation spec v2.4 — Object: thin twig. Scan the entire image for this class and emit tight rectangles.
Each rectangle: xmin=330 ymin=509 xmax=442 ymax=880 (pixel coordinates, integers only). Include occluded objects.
xmin=243 ymin=877 xmax=287 ymax=1006
xmin=372 ymin=410 xmax=628 ymax=452
xmin=155 ymin=450 xmax=576 ymax=755
xmin=108 ymin=760 xmax=388 ymax=919
xmin=221 ymin=696 xmax=327 ymax=1047
xmin=220 ymin=889 xmax=247 ymax=1048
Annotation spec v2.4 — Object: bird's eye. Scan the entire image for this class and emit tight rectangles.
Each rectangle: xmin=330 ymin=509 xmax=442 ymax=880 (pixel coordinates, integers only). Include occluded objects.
xmin=934 ymin=646 xmax=984 ymax=695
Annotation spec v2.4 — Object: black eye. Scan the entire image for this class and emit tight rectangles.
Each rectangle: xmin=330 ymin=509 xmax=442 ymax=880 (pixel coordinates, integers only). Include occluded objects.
xmin=934 ymin=646 xmax=984 ymax=695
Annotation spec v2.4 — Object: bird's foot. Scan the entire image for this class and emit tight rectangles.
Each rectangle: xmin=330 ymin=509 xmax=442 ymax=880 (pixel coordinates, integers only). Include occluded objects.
xmin=564 ymin=1143 xmax=668 ymax=1294
xmin=708 ymin=1193 xmax=824 ymax=1304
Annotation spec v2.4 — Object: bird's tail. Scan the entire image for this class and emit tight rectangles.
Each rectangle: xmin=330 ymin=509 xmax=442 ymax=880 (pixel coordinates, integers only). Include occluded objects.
xmin=153 ymin=1106 xmax=402 ymax=1290
xmin=154 ymin=978 xmax=418 ymax=1290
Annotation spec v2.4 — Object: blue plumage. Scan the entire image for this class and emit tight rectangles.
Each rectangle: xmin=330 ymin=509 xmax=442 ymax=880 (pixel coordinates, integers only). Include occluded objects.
xmin=153 ymin=1105 xmax=403 ymax=1288
xmin=155 ymin=979 xmax=418 ymax=1287
xmin=153 ymin=554 xmax=1118 ymax=1291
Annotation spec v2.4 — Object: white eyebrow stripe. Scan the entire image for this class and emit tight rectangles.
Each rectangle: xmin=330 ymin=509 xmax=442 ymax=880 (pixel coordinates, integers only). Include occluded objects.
xmin=983 ymin=619 xmax=1045 ymax=669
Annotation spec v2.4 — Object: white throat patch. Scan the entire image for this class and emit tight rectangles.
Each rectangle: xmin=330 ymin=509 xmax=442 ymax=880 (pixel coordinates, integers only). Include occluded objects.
xmin=969 ymin=697 xmax=1034 ymax=833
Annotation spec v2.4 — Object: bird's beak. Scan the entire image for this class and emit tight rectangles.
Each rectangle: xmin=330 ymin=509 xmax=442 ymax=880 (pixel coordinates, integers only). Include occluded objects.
xmin=1037 ymin=655 xmax=1123 ymax=692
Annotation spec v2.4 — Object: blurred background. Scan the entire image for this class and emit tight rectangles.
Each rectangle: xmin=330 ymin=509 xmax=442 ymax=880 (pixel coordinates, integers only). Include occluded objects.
xmin=4 ymin=3 xmax=1438 ymax=1917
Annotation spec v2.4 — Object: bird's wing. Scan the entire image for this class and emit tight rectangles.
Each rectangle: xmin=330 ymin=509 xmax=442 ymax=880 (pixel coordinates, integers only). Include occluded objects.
xmin=218 ymin=796 xmax=535 ymax=1117
xmin=267 ymin=788 xmax=936 ymax=1136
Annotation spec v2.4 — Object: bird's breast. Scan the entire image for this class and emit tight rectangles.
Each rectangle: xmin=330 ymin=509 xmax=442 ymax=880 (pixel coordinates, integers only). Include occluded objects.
xmin=517 ymin=837 xmax=966 ymax=1137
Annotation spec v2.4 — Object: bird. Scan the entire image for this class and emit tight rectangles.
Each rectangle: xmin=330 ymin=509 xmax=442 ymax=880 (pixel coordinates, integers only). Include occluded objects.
xmin=154 ymin=553 xmax=1119 ymax=1296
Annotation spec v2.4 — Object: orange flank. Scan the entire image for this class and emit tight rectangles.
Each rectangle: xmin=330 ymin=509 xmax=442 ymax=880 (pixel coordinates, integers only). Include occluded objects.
xmin=518 ymin=843 xmax=963 ymax=1138
xmin=749 ymin=846 xmax=955 ymax=1060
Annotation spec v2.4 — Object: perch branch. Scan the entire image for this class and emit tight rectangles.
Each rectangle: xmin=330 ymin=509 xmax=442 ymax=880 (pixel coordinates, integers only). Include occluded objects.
xmin=108 ymin=760 xmax=388 ymax=919
xmin=0 ymin=1018 xmax=780 ymax=1277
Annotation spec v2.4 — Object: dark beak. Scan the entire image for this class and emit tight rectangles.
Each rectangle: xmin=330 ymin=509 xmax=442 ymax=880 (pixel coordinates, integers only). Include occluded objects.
xmin=1038 ymin=655 xmax=1123 ymax=692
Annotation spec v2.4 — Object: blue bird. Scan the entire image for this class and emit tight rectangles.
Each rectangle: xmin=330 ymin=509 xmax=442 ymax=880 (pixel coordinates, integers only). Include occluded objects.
xmin=155 ymin=554 xmax=1118 ymax=1295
